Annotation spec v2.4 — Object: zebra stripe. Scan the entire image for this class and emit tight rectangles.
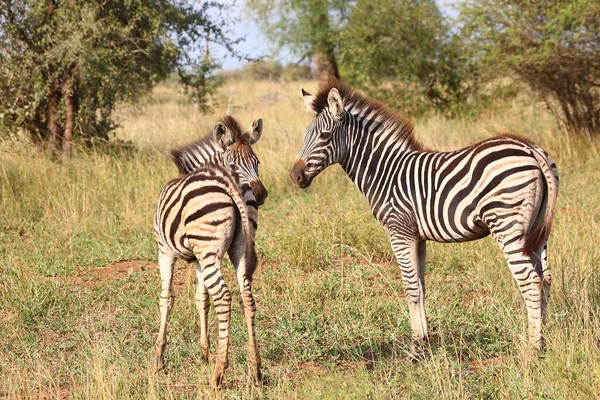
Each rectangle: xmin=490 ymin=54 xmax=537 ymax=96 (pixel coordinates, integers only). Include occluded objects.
xmin=292 ymin=81 xmax=559 ymax=350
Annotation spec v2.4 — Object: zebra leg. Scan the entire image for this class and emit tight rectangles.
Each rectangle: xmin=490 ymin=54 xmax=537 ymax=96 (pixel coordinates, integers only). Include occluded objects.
xmin=228 ymin=235 xmax=262 ymax=386
xmin=535 ymin=242 xmax=551 ymax=333
xmin=391 ymin=236 xmax=429 ymax=350
xmin=194 ymin=261 xmax=210 ymax=363
xmin=494 ymin=230 xmax=545 ymax=350
xmin=196 ymin=250 xmax=232 ymax=389
xmin=154 ymin=252 xmax=176 ymax=371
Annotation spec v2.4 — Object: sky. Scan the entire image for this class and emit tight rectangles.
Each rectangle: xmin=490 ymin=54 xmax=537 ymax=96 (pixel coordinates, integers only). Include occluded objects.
xmin=210 ymin=2 xmax=288 ymax=71
xmin=213 ymin=1 xmax=459 ymax=71
xmin=214 ymin=20 xmax=271 ymax=70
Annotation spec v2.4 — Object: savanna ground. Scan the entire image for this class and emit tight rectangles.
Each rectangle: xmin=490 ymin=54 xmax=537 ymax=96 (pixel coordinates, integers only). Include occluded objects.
xmin=1 ymin=79 xmax=599 ymax=399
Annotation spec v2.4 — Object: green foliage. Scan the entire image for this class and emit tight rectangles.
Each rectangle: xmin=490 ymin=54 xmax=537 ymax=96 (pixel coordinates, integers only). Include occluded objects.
xmin=460 ymin=0 xmax=600 ymax=136
xmin=0 ymin=0 xmax=237 ymax=145
xmin=280 ymin=63 xmax=313 ymax=81
xmin=339 ymin=0 xmax=487 ymax=118
xmin=245 ymin=0 xmax=351 ymax=59
xmin=246 ymin=0 xmax=346 ymax=82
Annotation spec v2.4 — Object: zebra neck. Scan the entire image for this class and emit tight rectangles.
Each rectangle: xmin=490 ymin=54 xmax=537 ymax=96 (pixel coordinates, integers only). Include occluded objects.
xmin=172 ymin=138 xmax=223 ymax=174
xmin=340 ymin=114 xmax=420 ymax=198
xmin=190 ymin=149 xmax=222 ymax=172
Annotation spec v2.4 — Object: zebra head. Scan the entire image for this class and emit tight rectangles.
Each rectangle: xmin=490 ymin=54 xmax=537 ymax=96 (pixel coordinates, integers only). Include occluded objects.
xmin=214 ymin=117 xmax=268 ymax=205
xmin=291 ymin=87 xmax=346 ymax=188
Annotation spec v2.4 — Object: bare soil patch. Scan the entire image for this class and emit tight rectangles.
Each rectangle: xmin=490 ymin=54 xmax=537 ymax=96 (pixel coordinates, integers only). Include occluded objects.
xmin=469 ymin=355 xmax=506 ymax=371
xmin=55 ymin=260 xmax=189 ymax=288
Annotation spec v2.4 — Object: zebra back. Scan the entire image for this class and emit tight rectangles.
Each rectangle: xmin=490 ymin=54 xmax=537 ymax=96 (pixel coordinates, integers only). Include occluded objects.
xmin=154 ymin=163 xmax=253 ymax=263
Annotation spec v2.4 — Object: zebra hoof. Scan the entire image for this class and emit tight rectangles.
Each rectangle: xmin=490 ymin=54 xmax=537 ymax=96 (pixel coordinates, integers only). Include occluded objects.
xmin=409 ymin=338 xmax=430 ymax=362
xmin=252 ymin=368 xmax=262 ymax=387
xmin=529 ymin=336 xmax=546 ymax=354
xmin=200 ymin=346 xmax=209 ymax=363
xmin=154 ymin=355 xmax=165 ymax=373
xmin=210 ymin=372 xmax=224 ymax=390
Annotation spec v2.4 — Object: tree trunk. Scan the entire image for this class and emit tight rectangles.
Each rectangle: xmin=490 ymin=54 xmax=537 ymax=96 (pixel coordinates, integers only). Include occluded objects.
xmin=314 ymin=47 xmax=340 ymax=86
xmin=313 ymin=0 xmax=340 ymax=85
xmin=62 ymin=65 xmax=79 ymax=160
xmin=63 ymin=87 xmax=75 ymax=161
xmin=47 ymin=87 xmax=62 ymax=150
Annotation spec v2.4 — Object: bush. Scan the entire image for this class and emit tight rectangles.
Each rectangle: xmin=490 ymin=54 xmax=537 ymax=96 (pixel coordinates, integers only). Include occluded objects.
xmin=461 ymin=0 xmax=600 ymax=136
xmin=242 ymin=60 xmax=284 ymax=81
xmin=281 ymin=64 xmax=314 ymax=82
xmin=0 ymin=1 xmax=236 ymax=155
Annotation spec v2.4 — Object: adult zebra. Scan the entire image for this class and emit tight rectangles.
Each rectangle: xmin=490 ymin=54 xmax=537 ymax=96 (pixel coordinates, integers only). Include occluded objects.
xmin=290 ymin=80 xmax=558 ymax=351
xmin=154 ymin=116 xmax=266 ymax=387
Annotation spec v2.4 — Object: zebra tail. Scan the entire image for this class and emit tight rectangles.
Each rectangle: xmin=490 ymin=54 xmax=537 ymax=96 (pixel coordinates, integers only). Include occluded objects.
xmin=223 ymin=174 xmax=255 ymax=269
xmin=523 ymin=148 xmax=559 ymax=255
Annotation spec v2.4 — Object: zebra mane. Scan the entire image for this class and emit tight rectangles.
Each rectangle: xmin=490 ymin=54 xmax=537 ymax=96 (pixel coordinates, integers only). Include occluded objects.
xmin=170 ymin=135 xmax=216 ymax=174
xmin=312 ymin=79 xmax=423 ymax=151
xmin=170 ymin=115 xmax=250 ymax=174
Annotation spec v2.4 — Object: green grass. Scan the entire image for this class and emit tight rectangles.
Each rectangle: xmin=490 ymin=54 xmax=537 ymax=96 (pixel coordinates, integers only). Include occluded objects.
xmin=1 ymin=80 xmax=599 ymax=399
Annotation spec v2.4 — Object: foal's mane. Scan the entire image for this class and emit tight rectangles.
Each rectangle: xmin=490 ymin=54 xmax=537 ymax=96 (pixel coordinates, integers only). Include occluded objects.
xmin=170 ymin=115 xmax=252 ymax=174
xmin=312 ymin=79 xmax=423 ymax=150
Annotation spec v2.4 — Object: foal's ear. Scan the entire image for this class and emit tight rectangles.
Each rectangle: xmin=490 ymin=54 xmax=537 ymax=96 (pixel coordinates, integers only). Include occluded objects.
xmin=301 ymin=88 xmax=316 ymax=113
xmin=327 ymin=88 xmax=344 ymax=119
xmin=214 ymin=121 xmax=234 ymax=149
xmin=248 ymin=117 xmax=263 ymax=145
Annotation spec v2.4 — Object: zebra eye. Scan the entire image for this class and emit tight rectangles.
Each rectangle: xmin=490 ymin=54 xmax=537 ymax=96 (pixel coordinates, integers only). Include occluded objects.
xmin=320 ymin=130 xmax=331 ymax=139
xmin=229 ymin=164 xmax=238 ymax=170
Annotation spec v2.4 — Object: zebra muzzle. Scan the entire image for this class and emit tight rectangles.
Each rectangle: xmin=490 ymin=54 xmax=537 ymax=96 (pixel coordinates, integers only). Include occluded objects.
xmin=250 ymin=180 xmax=268 ymax=206
xmin=290 ymin=160 xmax=311 ymax=188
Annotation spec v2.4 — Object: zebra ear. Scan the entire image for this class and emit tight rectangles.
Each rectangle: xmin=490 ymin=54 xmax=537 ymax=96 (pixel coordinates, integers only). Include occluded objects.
xmin=327 ymin=88 xmax=344 ymax=119
xmin=302 ymin=88 xmax=316 ymax=112
xmin=214 ymin=121 xmax=234 ymax=149
xmin=248 ymin=117 xmax=263 ymax=145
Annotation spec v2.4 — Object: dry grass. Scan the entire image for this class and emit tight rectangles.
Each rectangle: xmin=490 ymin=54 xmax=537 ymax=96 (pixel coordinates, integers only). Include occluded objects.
xmin=1 ymin=78 xmax=599 ymax=399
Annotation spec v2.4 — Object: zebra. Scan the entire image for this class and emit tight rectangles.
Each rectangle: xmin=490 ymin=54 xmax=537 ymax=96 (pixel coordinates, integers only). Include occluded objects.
xmin=154 ymin=117 xmax=266 ymax=388
xmin=290 ymin=80 xmax=558 ymax=352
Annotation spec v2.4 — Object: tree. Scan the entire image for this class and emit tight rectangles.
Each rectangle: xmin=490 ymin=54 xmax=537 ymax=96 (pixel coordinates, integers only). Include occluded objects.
xmin=338 ymin=0 xmax=483 ymax=117
xmin=461 ymin=0 xmax=600 ymax=136
xmin=0 ymin=0 xmax=239 ymax=157
xmin=246 ymin=0 xmax=350 ymax=84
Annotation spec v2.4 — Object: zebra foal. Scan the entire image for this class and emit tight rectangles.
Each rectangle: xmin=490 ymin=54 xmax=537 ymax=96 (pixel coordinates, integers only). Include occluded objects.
xmin=291 ymin=80 xmax=558 ymax=351
xmin=154 ymin=117 xmax=266 ymax=387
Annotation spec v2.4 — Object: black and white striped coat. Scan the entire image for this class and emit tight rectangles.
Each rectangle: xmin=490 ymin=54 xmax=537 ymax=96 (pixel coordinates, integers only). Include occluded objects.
xmin=153 ymin=116 xmax=265 ymax=388
xmin=291 ymin=81 xmax=558 ymax=351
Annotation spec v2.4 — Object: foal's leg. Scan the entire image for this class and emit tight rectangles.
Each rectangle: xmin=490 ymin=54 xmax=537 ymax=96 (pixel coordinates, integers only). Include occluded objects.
xmin=194 ymin=261 xmax=210 ymax=362
xmin=390 ymin=235 xmax=428 ymax=350
xmin=228 ymin=231 xmax=262 ymax=386
xmin=194 ymin=248 xmax=232 ymax=388
xmin=154 ymin=252 xmax=176 ymax=371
